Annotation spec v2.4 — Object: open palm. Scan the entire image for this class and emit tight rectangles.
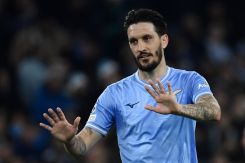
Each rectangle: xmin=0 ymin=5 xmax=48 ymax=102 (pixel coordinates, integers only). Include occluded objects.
xmin=40 ymin=108 xmax=81 ymax=143
xmin=144 ymin=80 xmax=181 ymax=114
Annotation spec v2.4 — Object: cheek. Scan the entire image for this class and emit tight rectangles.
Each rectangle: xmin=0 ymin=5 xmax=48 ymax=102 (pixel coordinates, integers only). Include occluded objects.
xmin=151 ymin=46 xmax=159 ymax=54
xmin=129 ymin=46 xmax=137 ymax=54
xmin=150 ymin=41 xmax=160 ymax=49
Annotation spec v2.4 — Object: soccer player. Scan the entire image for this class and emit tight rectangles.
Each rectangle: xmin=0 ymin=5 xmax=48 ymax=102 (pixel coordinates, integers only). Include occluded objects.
xmin=40 ymin=9 xmax=221 ymax=162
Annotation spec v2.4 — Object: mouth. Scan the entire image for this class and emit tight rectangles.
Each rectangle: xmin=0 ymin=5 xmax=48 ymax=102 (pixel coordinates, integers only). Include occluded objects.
xmin=137 ymin=52 xmax=152 ymax=60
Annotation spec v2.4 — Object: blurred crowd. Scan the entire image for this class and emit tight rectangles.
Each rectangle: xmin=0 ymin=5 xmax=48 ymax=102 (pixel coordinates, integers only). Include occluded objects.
xmin=0 ymin=0 xmax=244 ymax=163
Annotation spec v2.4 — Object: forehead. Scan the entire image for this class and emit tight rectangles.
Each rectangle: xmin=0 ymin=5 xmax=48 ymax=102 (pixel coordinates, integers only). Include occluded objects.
xmin=127 ymin=22 xmax=156 ymax=38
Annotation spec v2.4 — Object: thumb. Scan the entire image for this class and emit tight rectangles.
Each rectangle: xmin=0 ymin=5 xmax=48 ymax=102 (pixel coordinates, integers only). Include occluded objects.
xmin=73 ymin=116 xmax=81 ymax=129
xmin=144 ymin=105 xmax=155 ymax=111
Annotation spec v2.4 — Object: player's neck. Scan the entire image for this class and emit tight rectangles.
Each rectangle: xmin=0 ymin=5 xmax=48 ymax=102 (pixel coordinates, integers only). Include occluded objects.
xmin=138 ymin=58 xmax=167 ymax=83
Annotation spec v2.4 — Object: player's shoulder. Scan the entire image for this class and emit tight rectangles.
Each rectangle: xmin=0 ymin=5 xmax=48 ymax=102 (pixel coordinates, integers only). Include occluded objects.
xmin=170 ymin=67 xmax=201 ymax=78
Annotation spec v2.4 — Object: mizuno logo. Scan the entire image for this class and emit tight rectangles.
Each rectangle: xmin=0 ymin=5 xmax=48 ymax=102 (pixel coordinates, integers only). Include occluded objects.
xmin=125 ymin=101 xmax=140 ymax=108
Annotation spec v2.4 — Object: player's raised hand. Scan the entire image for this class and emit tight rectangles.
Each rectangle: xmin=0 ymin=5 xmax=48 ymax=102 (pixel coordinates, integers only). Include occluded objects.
xmin=144 ymin=80 xmax=181 ymax=115
xmin=40 ymin=107 xmax=81 ymax=143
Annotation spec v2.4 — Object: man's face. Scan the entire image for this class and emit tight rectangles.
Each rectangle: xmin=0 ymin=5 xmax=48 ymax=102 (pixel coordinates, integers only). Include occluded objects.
xmin=127 ymin=22 xmax=168 ymax=72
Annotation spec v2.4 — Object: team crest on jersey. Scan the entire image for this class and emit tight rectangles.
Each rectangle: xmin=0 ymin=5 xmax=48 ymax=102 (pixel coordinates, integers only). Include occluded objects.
xmin=167 ymin=89 xmax=182 ymax=101
xmin=167 ymin=89 xmax=182 ymax=95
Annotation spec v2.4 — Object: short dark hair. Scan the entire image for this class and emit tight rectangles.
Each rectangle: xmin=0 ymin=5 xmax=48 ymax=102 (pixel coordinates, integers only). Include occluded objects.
xmin=124 ymin=8 xmax=168 ymax=36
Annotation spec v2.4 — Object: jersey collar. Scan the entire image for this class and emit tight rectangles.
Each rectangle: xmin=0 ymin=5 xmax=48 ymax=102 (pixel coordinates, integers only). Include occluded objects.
xmin=135 ymin=66 xmax=171 ymax=86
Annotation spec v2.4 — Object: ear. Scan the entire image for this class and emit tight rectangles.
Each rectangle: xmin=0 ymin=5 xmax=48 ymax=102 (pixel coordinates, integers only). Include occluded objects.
xmin=160 ymin=34 xmax=169 ymax=49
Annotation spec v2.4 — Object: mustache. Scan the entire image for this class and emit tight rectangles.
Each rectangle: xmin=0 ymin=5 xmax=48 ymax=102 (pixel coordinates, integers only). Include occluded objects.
xmin=137 ymin=52 xmax=152 ymax=59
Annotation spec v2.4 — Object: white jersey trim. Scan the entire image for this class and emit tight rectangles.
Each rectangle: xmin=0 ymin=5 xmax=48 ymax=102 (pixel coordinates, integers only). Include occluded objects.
xmin=194 ymin=92 xmax=213 ymax=103
xmin=85 ymin=123 xmax=107 ymax=136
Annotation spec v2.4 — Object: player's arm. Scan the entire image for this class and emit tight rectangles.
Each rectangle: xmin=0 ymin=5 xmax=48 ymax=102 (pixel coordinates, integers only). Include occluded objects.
xmin=40 ymin=108 xmax=103 ymax=160
xmin=177 ymin=94 xmax=221 ymax=121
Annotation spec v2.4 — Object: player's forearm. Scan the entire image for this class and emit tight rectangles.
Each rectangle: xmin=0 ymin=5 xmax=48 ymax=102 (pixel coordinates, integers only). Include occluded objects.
xmin=176 ymin=95 xmax=221 ymax=121
xmin=64 ymin=135 xmax=87 ymax=158
xmin=178 ymin=103 xmax=220 ymax=121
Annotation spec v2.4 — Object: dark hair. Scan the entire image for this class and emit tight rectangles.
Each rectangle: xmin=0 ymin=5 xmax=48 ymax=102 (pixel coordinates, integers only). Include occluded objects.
xmin=124 ymin=8 xmax=168 ymax=36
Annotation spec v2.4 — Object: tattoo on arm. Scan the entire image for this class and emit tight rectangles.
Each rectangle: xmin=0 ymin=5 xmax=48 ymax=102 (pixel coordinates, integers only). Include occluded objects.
xmin=179 ymin=94 xmax=221 ymax=121
xmin=64 ymin=127 xmax=101 ymax=158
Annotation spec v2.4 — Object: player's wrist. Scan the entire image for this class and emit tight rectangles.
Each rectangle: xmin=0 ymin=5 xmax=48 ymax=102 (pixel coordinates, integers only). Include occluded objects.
xmin=174 ymin=104 xmax=182 ymax=115
xmin=64 ymin=135 xmax=77 ymax=145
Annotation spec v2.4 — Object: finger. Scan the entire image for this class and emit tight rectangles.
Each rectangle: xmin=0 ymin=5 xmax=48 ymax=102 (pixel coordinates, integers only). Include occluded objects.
xmin=157 ymin=80 xmax=165 ymax=94
xmin=167 ymin=81 xmax=172 ymax=95
xmin=73 ymin=117 xmax=81 ymax=129
xmin=144 ymin=104 xmax=156 ymax=111
xmin=148 ymin=80 xmax=160 ymax=95
xmin=43 ymin=113 xmax=55 ymax=126
xmin=40 ymin=123 xmax=52 ymax=131
xmin=144 ymin=85 xmax=157 ymax=99
xmin=48 ymin=108 xmax=60 ymax=122
xmin=56 ymin=107 xmax=66 ymax=121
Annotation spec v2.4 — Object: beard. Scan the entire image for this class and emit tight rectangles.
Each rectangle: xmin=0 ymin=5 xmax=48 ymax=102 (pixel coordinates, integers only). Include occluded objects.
xmin=134 ymin=46 xmax=163 ymax=72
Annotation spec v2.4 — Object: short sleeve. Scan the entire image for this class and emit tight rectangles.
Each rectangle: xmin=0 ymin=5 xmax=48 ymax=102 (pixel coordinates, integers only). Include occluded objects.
xmin=190 ymin=72 xmax=213 ymax=103
xmin=85 ymin=87 xmax=115 ymax=136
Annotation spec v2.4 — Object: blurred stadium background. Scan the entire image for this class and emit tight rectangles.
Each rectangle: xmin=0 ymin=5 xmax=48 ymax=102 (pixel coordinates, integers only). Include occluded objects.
xmin=0 ymin=0 xmax=244 ymax=162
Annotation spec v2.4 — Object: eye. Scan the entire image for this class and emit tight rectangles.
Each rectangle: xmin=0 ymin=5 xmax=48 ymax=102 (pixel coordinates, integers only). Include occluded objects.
xmin=143 ymin=35 xmax=152 ymax=42
xmin=129 ymin=38 xmax=137 ymax=45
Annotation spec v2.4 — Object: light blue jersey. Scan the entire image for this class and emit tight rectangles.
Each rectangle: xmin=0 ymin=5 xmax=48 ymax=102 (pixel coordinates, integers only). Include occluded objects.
xmin=85 ymin=66 xmax=212 ymax=163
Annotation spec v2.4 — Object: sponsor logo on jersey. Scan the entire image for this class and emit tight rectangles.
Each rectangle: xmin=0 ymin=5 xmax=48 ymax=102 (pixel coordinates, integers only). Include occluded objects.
xmin=125 ymin=101 xmax=140 ymax=108
xmin=198 ymin=83 xmax=209 ymax=89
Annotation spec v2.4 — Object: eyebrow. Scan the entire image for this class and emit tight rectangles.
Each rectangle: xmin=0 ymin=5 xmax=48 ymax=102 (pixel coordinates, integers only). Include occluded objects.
xmin=129 ymin=34 xmax=154 ymax=41
xmin=142 ymin=34 xmax=153 ymax=38
xmin=128 ymin=37 xmax=137 ymax=42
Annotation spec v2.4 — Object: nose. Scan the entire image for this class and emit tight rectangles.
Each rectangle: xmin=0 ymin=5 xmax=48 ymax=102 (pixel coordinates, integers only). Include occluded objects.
xmin=136 ymin=40 xmax=146 ymax=52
